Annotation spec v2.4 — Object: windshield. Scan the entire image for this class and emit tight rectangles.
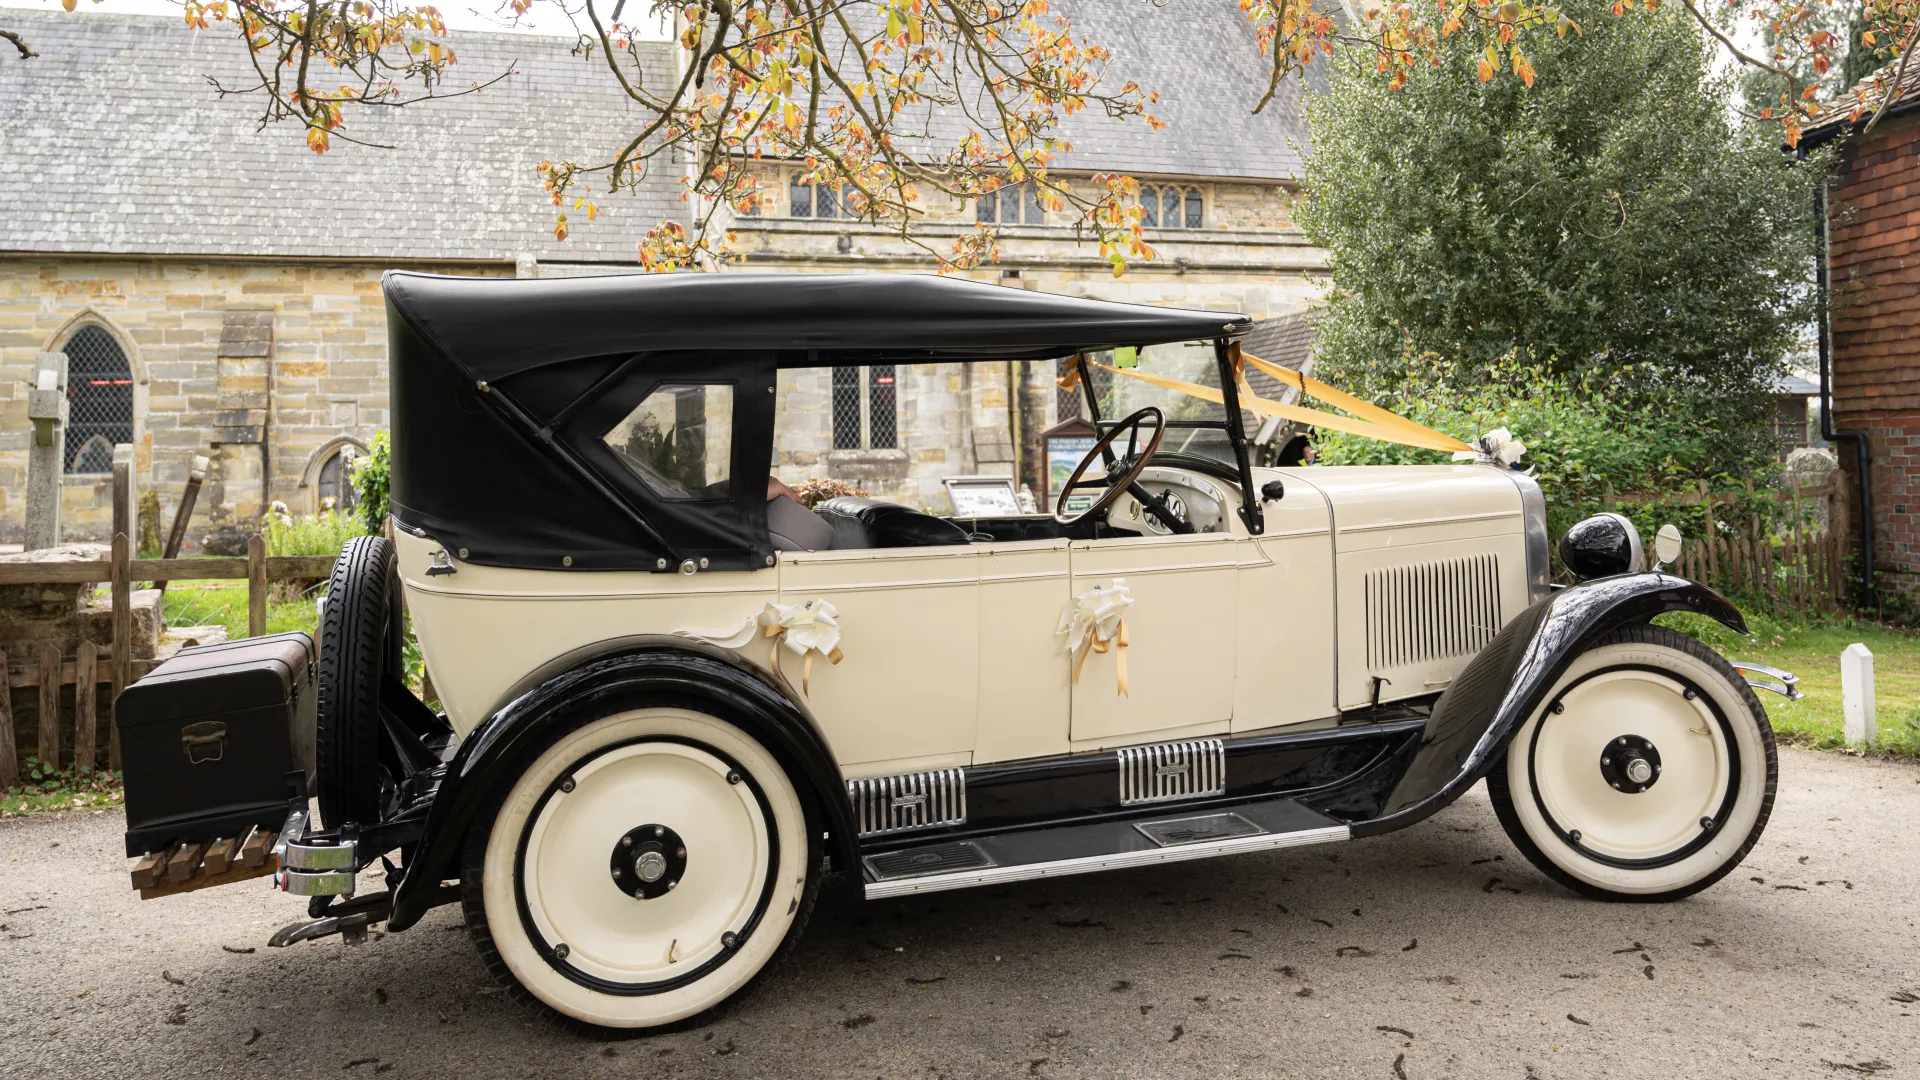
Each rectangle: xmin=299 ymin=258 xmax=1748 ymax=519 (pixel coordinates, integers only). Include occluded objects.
xmin=1082 ymin=340 xmax=1235 ymax=468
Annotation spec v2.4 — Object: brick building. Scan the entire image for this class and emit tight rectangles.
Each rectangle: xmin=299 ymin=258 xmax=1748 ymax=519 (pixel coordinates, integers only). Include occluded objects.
xmin=0 ymin=4 xmax=1326 ymax=544
xmin=1805 ymin=63 xmax=1920 ymax=599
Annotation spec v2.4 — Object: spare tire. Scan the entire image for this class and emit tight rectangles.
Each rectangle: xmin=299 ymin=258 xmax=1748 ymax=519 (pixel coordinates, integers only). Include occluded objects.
xmin=317 ymin=535 xmax=404 ymax=828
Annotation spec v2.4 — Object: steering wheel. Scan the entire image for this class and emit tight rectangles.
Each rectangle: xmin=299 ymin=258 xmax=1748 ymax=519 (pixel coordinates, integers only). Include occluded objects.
xmin=1053 ymin=407 xmax=1194 ymax=534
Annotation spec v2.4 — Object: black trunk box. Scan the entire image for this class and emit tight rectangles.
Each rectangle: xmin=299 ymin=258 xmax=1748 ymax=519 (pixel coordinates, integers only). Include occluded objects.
xmin=115 ymin=632 xmax=317 ymax=857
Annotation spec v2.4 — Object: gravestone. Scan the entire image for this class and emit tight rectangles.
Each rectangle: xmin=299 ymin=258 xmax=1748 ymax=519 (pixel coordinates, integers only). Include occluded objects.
xmin=24 ymin=352 xmax=69 ymax=551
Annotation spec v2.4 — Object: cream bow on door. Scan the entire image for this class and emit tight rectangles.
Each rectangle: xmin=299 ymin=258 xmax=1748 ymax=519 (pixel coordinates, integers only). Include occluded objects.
xmin=1056 ymin=578 xmax=1133 ymax=696
xmin=677 ymin=599 xmax=846 ymax=694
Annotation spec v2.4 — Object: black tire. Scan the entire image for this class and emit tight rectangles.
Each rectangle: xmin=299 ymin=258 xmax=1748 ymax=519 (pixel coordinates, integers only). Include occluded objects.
xmin=316 ymin=535 xmax=404 ymax=829
xmin=458 ymin=699 xmax=823 ymax=1034
xmin=1487 ymin=624 xmax=1777 ymax=902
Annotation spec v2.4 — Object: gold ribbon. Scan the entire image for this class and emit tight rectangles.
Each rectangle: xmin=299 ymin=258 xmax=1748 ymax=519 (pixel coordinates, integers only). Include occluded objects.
xmin=1071 ymin=616 xmax=1130 ymax=696
xmin=1078 ymin=351 xmax=1473 ymax=456
xmin=763 ymin=621 xmax=844 ymax=695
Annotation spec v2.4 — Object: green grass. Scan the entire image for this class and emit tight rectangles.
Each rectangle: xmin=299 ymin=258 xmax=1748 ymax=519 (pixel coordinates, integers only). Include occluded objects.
xmin=1 ymin=760 xmax=123 ymax=820
xmin=1658 ymin=610 xmax=1920 ymax=757
xmin=160 ymin=581 xmax=322 ymax=642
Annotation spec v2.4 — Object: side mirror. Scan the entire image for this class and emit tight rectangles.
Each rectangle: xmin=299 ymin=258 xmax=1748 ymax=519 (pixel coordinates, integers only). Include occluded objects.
xmin=1652 ymin=523 xmax=1683 ymax=571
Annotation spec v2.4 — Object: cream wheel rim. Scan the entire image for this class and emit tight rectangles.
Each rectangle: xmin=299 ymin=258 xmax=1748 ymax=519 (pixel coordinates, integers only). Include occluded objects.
xmin=518 ymin=739 xmax=775 ymax=990
xmin=1524 ymin=667 xmax=1734 ymax=865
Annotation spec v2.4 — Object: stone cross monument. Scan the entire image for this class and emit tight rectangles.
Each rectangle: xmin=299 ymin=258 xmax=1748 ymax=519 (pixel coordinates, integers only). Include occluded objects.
xmin=25 ymin=351 xmax=69 ymax=551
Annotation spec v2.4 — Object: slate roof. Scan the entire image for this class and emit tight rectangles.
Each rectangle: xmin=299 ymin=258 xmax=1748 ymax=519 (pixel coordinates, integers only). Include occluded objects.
xmin=0 ymin=7 xmax=680 ymax=262
xmin=1048 ymin=0 xmax=1320 ymax=181
xmin=0 ymin=1 xmax=1315 ymax=261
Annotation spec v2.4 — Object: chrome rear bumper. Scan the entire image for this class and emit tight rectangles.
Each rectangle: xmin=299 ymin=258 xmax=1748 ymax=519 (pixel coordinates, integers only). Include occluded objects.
xmin=1729 ymin=660 xmax=1803 ymax=700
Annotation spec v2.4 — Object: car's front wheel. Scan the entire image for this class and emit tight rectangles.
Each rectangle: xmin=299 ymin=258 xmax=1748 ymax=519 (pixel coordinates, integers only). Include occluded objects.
xmin=461 ymin=705 xmax=819 ymax=1031
xmin=1487 ymin=624 xmax=1776 ymax=901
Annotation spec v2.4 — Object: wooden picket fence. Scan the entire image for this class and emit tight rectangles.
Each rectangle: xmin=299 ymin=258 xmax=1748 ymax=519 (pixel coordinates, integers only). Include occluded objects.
xmin=0 ymin=533 xmax=332 ymax=790
xmin=1612 ymin=479 xmax=1847 ymax=613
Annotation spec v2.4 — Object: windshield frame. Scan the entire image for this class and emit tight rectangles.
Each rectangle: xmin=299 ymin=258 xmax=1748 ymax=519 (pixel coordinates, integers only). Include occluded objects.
xmin=1073 ymin=338 xmax=1262 ymax=535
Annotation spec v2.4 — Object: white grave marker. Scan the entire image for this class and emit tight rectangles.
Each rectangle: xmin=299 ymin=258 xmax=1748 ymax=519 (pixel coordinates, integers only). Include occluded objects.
xmin=1841 ymin=642 xmax=1876 ymax=746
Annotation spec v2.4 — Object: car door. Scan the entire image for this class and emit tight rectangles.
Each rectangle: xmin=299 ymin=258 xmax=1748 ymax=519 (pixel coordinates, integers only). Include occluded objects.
xmin=777 ymin=545 xmax=983 ymax=775
xmin=1066 ymin=530 xmax=1240 ymax=746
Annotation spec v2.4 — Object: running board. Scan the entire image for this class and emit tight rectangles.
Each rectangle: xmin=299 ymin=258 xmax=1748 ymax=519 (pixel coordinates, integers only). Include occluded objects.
xmin=861 ymin=797 xmax=1348 ymax=900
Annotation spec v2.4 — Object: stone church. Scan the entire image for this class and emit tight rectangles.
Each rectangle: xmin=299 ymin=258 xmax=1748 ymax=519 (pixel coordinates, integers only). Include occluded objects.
xmin=0 ymin=3 xmax=1325 ymax=545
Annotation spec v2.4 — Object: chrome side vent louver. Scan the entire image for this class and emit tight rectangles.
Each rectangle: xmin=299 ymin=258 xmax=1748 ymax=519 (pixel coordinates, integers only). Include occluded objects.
xmin=1117 ymin=738 xmax=1226 ymax=807
xmin=1364 ymin=553 xmax=1502 ymax=671
xmin=847 ymin=769 xmax=966 ymax=838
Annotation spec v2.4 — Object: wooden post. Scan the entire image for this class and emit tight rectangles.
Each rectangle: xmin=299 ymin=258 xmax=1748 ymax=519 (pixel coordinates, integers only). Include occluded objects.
xmin=73 ymin=641 xmax=97 ymax=772
xmin=37 ymin=643 xmax=60 ymax=771
xmin=1700 ymin=480 xmax=1719 ymax=586
xmin=247 ymin=533 xmax=267 ymax=639
xmin=111 ymin=444 xmax=137 ymax=550
xmin=0 ymin=648 xmax=15 ymax=791
xmin=110 ymin=532 xmax=131 ymax=771
xmin=154 ymin=454 xmax=209 ymax=593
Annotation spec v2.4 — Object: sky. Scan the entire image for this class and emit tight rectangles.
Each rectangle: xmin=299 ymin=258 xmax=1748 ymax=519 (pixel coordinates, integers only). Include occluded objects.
xmin=0 ymin=0 xmax=670 ymax=38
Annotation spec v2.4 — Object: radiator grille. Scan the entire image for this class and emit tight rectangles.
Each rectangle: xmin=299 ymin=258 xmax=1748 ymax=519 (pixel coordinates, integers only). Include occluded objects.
xmin=1117 ymin=739 xmax=1226 ymax=806
xmin=846 ymin=769 xmax=966 ymax=837
xmin=1364 ymin=553 xmax=1503 ymax=671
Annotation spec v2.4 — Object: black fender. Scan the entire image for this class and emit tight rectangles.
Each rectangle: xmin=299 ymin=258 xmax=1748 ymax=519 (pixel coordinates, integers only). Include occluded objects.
xmin=387 ymin=638 xmax=856 ymax=932
xmin=1349 ymin=572 xmax=1747 ymax=839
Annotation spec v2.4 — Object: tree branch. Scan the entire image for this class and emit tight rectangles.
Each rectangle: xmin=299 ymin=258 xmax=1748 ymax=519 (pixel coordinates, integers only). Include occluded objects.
xmin=1 ymin=26 xmax=36 ymax=59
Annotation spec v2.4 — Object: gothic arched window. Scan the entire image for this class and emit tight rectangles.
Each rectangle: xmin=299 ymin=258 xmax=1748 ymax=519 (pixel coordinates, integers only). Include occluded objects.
xmin=63 ymin=325 xmax=133 ymax=474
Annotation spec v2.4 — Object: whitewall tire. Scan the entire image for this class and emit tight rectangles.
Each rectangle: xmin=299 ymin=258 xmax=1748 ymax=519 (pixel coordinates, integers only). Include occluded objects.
xmin=461 ymin=706 xmax=818 ymax=1031
xmin=1487 ymin=625 xmax=1776 ymax=901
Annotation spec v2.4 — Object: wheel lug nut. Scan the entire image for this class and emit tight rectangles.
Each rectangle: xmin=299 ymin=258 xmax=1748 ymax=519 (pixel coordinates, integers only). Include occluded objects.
xmin=621 ymin=836 xmax=633 ymax=848
xmin=676 ymin=847 xmax=686 ymax=858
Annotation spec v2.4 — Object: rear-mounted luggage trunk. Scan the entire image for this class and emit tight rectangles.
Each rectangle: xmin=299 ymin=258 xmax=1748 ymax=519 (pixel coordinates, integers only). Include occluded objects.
xmin=116 ymin=632 xmax=317 ymax=858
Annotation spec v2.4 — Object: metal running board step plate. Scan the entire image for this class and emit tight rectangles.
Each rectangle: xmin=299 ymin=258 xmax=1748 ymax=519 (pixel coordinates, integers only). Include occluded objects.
xmin=862 ymin=798 xmax=1347 ymax=900
xmin=1135 ymin=812 xmax=1262 ymax=847
xmin=863 ymin=841 xmax=995 ymax=882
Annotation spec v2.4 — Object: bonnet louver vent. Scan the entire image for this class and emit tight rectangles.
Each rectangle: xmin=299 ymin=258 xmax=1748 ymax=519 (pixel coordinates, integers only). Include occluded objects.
xmin=1364 ymin=554 xmax=1502 ymax=671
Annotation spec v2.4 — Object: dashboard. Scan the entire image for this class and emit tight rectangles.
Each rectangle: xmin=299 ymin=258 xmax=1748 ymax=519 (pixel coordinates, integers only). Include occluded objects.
xmin=1104 ymin=466 xmax=1235 ymax=536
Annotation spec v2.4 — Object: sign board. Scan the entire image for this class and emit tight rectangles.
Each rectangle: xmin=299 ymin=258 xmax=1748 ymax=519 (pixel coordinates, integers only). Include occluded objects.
xmin=944 ymin=475 xmax=1023 ymax=518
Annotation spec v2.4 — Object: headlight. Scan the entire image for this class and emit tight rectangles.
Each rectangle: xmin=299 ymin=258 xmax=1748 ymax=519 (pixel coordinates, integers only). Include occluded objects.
xmin=1559 ymin=512 xmax=1645 ymax=581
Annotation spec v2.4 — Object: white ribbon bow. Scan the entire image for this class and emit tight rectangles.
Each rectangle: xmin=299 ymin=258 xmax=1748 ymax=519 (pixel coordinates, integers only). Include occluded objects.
xmin=1453 ymin=427 xmax=1527 ymax=467
xmin=1056 ymin=578 xmax=1133 ymax=696
xmin=678 ymin=599 xmax=845 ymax=694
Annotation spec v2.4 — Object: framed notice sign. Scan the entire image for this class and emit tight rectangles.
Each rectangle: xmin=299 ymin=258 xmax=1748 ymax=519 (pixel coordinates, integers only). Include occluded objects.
xmin=944 ymin=475 xmax=1023 ymax=517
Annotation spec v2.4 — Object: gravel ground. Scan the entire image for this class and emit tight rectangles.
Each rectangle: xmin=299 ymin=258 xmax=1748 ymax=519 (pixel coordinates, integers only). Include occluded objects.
xmin=2 ymin=746 xmax=1916 ymax=1080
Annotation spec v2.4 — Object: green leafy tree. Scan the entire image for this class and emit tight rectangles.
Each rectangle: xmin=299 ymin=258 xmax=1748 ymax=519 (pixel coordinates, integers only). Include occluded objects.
xmin=1298 ymin=0 xmax=1831 ymax=476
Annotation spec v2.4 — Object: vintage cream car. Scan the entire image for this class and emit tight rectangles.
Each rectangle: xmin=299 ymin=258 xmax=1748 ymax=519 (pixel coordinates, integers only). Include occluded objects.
xmin=120 ymin=272 xmax=1788 ymax=1032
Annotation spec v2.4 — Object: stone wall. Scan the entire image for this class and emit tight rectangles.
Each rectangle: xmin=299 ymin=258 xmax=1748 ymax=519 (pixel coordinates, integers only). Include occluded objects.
xmin=0 ymin=256 xmax=507 ymax=546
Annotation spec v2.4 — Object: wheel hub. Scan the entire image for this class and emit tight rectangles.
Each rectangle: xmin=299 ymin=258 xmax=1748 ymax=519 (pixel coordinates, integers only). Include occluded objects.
xmin=1599 ymin=734 xmax=1662 ymax=794
xmin=609 ymin=824 xmax=687 ymax=900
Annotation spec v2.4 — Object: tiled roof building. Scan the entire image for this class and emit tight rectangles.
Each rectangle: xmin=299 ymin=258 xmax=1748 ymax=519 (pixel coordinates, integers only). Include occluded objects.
xmin=1 ymin=4 xmax=1326 ymax=541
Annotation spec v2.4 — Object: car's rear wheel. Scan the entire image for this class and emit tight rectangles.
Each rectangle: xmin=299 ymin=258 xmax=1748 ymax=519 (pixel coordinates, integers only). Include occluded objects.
xmin=1487 ymin=624 xmax=1776 ymax=901
xmin=461 ymin=706 xmax=819 ymax=1031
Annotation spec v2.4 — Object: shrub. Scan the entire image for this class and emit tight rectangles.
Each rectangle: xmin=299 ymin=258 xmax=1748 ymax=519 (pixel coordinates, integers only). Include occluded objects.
xmin=1311 ymin=354 xmax=1788 ymax=550
xmin=350 ymin=429 xmax=392 ymax=533
xmin=263 ymin=501 xmax=369 ymax=559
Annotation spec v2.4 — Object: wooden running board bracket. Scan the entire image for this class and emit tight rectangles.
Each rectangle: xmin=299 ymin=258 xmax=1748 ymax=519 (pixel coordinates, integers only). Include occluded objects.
xmin=129 ymin=825 xmax=280 ymax=899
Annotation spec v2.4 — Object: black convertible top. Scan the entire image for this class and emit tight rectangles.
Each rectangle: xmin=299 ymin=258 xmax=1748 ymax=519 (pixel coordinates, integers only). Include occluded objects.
xmin=381 ymin=271 xmax=1251 ymax=573
xmin=384 ymin=271 xmax=1251 ymax=380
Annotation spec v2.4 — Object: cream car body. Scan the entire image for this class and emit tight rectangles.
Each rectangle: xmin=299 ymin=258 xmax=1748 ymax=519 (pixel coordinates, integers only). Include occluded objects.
xmin=398 ymin=462 xmax=1539 ymax=774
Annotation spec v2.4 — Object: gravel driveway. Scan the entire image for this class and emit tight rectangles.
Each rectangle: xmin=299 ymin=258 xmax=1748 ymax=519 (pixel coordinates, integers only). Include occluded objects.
xmin=2 ymin=746 xmax=1916 ymax=1079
